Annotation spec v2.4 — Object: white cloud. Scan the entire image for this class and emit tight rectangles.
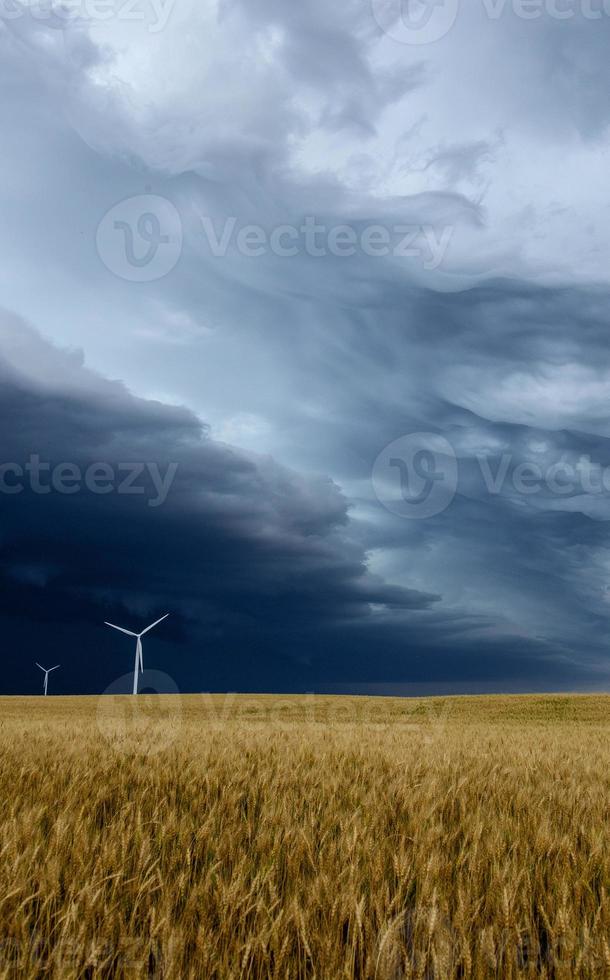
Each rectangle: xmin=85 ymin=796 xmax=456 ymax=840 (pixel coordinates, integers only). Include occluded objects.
xmin=442 ymin=363 xmax=610 ymax=431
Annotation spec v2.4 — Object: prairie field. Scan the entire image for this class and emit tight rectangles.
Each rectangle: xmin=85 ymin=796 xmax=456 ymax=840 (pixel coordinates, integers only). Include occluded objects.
xmin=1 ymin=694 xmax=610 ymax=979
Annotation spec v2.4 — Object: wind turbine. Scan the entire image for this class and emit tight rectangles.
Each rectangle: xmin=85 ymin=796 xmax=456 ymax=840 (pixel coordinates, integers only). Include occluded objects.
xmin=36 ymin=663 xmax=60 ymax=696
xmin=104 ymin=614 xmax=169 ymax=695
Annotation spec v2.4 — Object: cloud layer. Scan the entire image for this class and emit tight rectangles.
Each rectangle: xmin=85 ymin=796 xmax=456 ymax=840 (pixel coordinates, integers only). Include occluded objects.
xmin=0 ymin=313 xmax=444 ymax=693
xmin=2 ymin=0 xmax=610 ymax=692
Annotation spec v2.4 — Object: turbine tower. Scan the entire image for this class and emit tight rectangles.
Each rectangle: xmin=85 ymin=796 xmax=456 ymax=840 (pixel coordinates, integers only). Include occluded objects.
xmin=36 ymin=663 xmax=60 ymax=696
xmin=104 ymin=614 xmax=169 ymax=695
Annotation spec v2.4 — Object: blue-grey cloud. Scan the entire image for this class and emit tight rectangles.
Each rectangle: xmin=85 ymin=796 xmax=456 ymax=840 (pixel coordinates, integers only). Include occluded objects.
xmin=2 ymin=0 xmax=610 ymax=693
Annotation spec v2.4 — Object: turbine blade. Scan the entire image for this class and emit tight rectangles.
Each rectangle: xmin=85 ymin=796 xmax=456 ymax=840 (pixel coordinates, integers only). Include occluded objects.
xmin=138 ymin=638 xmax=143 ymax=673
xmin=105 ymin=622 xmax=137 ymax=637
xmin=35 ymin=663 xmax=45 ymax=672
xmin=49 ymin=665 xmax=60 ymax=672
xmin=139 ymin=613 xmax=169 ymax=636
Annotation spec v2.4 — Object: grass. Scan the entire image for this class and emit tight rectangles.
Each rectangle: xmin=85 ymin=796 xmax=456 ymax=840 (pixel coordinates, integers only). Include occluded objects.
xmin=0 ymin=693 xmax=609 ymax=978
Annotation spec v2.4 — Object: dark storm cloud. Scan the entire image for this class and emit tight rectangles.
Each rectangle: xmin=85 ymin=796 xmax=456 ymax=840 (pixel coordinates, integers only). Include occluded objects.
xmin=2 ymin=0 xmax=610 ymax=696
xmin=339 ymin=279 xmax=610 ymax=688
xmin=0 ymin=311 xmax=442 ymax=693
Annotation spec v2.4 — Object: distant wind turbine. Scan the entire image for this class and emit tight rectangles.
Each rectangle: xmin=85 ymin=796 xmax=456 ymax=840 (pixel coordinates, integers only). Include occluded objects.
xmin=104 ymin=614 xmax=169 ymax=695
xmin=36 ymin=663 xmax=60 ymax=696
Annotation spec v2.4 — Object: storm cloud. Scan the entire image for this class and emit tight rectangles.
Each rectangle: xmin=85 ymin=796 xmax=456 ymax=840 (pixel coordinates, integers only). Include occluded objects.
xmin=0 ymin=312 xmax=443 ymax=693
xmin=1 ymin=0 xmax=610 ymax=693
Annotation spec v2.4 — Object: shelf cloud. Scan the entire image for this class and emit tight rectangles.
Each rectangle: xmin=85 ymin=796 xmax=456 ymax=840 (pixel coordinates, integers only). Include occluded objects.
xmin=2 ymin=1 xmax=610 ymax=692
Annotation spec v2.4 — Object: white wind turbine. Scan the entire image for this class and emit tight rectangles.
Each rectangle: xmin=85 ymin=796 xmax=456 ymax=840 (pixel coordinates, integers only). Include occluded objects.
xmin=36 ymin=663 xmax=60 ymax=696
xmin=104 ymin=614 xmax=169 ymax=695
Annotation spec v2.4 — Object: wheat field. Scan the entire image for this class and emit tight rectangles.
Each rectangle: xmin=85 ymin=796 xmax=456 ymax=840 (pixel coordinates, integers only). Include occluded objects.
xmin=1 ymin=693 xmax=610 ymax=978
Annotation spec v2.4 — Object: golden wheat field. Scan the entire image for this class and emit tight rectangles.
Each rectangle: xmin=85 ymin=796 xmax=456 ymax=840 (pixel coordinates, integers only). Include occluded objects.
xmin=1 ymin=693 xmax=610 ymax=979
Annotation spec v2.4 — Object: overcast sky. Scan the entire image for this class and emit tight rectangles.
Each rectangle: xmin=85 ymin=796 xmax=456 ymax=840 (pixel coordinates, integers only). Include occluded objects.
xmin=2 ymin=0 xmax=610 ymax=695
